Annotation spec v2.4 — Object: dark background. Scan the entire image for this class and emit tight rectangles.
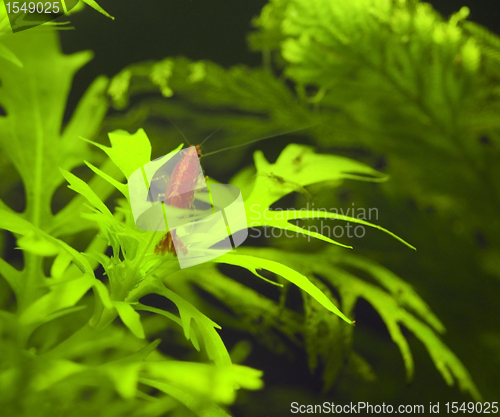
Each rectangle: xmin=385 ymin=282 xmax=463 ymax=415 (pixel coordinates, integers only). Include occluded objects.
xmin=60 ymin=0 xmax=500 ymax=111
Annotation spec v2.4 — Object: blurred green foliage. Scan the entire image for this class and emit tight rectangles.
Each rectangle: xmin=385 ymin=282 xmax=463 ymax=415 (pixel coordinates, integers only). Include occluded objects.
xmin=1 ymin=0 xmax=500 ymax=416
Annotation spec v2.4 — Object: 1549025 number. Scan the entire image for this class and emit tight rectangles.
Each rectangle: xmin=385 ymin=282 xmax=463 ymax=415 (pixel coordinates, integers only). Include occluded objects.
xmin=5 ymin=2 xmax=60 ymax=14
xmin=445 ymin=402 xmax=498 ymax=414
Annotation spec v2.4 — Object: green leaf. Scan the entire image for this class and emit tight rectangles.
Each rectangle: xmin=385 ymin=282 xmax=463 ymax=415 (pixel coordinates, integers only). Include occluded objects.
xmin=139 ymin=378 xmax=232 ymax=417
xmin=0 ymin=41 xmax=22 ymax=67
xmin=0 ymin=207 xmax=95 ymax=278
xmin=82 ymin=0 xmax=114 ymax=19
xmin=31 ymin=359 xmax=87 ymax=391
xmin=242 ymin=143 xmax=387 ymax=209
xmin=240 ymin=144 xmax=415 ymax=251
xmin=92 ymin=279 xmax=114 ymax=310
xmin=213 ymin=252 xmax=353 ymax=324
xmin=242 ymin=246 xmax=481 ymax=399
xmin=113 ymin=301 xmax=146 ymax=339
xmin=84 ymin=160 xmax=128 ymax=197
xmin=302 ymin=277 xmax=345 ymax=389
xmin=62 ymin=75 xmax=109 ymax=143
xmin=0 ymin=30 xmax=106 ymax=227
xmin=83 ymin=129 xmax=152 ymax=179
xmin=0 ymin=207 xmax=38 ymax=234
xmin=136 ymin=303 xmax=201 ymax=351
xmin=19 ymin=273 xmax=95 ymax=326
xmin=182 ymin=264 xmax=303 ymax=354
xmin=141 ymin=361 xmax=263 ymax=404
xmin=17 ymin=233 xmax=60 ymax=256
xmin=50 ymin=250 xmax=74 ymax=280
xmin=253 ymin=0 xmax=500 ymax=249
xmin=329 ymin=252 xmax=445 ymax=333
xmin=401 ymin=310 xmax=482 ymax=401
xmin=222 ymin=245 xmax=481 ymax=397
xmin=130 ymin=279 xmax=232 ymax=367
xmin=0 ymin=257 xmax=23 ymax=296
xmin=103 ymin=361 xmax=142 ymax=399
xmin=59 ymin=168 xmax=114 ymax=217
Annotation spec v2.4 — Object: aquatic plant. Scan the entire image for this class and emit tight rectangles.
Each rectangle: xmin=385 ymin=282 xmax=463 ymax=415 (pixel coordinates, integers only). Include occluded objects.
xmin=2 ymin=0 xmax=498 ymax=415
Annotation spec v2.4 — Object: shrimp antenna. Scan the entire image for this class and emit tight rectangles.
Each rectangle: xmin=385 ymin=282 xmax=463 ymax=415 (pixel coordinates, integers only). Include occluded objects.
xmin=199 ymin=127 xmax=223 ymax=148
xmin=201 ymin=124 xmax=316 ymax=158
xmin=165 ymin=115 xmax=192 ymax=146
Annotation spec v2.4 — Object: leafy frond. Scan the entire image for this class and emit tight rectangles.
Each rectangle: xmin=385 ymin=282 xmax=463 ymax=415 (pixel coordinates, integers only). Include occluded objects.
xmin=250 ymin=0 xmax=500 ymax=257
xmin=1 ymin=0 xmax=493 ymax=413
xmin=212 ymin=246 xmax=481 ymax=400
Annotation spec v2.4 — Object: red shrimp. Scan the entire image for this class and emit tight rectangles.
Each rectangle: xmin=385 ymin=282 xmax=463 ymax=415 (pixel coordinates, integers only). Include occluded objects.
xmin=153 ymin=123 xmax=312 ymax=256
xmin=155 ymin=145 xmax=201 ymax=256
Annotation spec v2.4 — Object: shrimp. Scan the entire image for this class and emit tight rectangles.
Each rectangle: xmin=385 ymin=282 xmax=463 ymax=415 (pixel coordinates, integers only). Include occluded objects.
xmin=154 ymin=145 xmax=202 ymax=256
xmin=263 ymin=172 xmax=312 ymax=199
xmin=153 ymin=122 xmax=314 ymax=256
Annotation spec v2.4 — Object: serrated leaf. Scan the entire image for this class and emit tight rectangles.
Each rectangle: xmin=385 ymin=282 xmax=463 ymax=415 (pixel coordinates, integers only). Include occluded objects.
xmin=83 ymin=129 xmax=152 ymax=179
xmin=184 ymin=264 xmax=303 ymax=354
xmin=229 ymin=246 xmax=481 ymax=399
xmin=131 ymin=280 xmax=232 ymax=367
xmin=239 ymin=144 xmax=414 ymax=251
xmin=60 ymin=168 xmax=114 ymax=217
xmin=244 ymin=143 xmax=387 ymax=209
xmin=84 ymin=160 xmax=129 ymax=197
xmin=0 ymin=30 xmax=103 ymax=226
xmin=213 ymin=252 xmax=353 ymax=324
xmin=328 ymin=253 xmax=445 ymax=332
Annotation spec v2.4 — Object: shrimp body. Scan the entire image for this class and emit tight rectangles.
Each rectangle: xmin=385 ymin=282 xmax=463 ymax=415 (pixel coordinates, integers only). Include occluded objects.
xmin=155 ymin=145 xmax=201 ymax=256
